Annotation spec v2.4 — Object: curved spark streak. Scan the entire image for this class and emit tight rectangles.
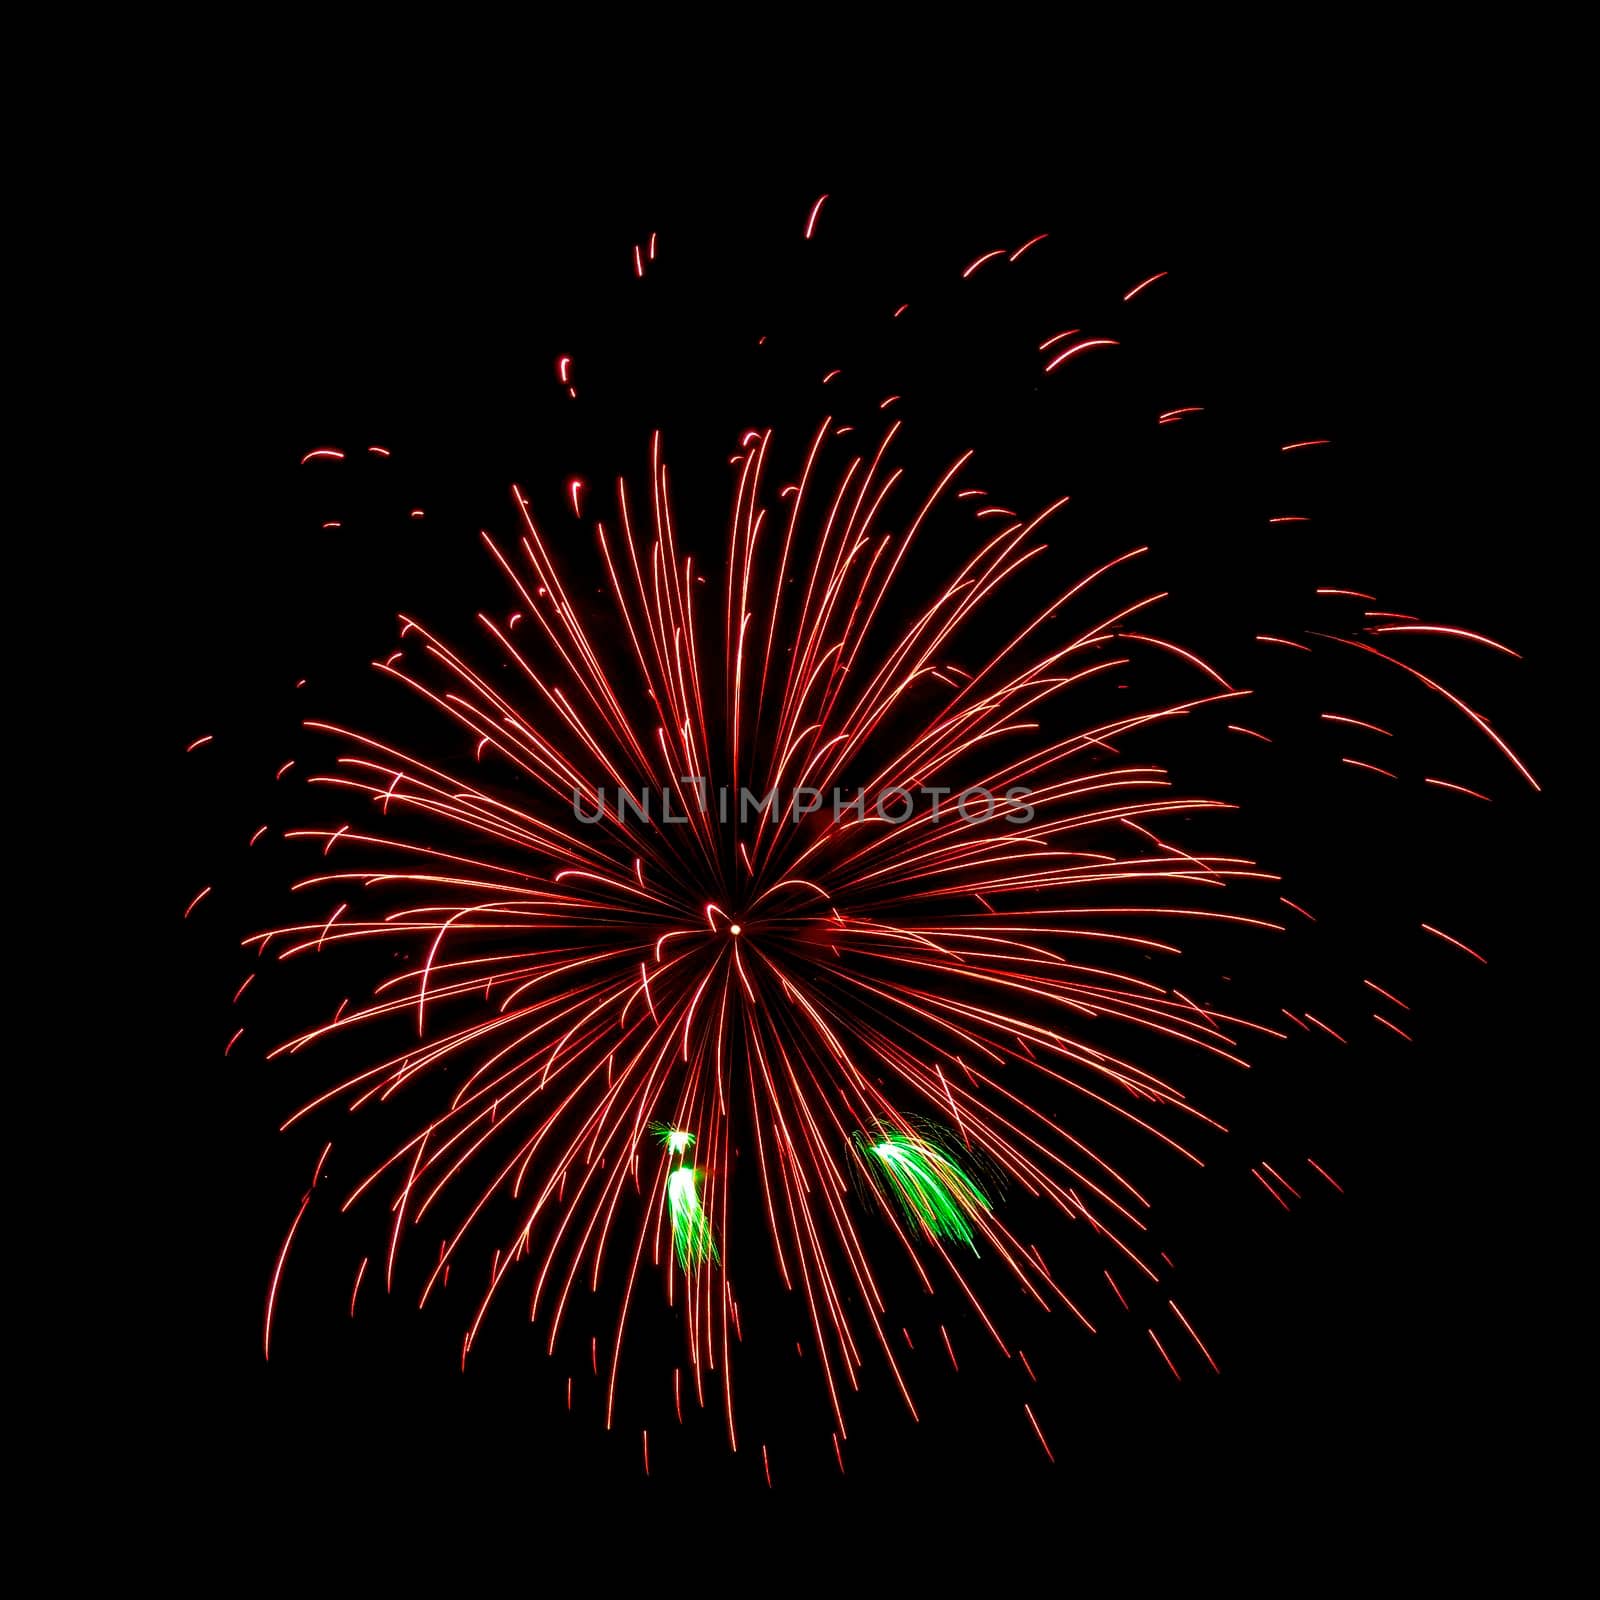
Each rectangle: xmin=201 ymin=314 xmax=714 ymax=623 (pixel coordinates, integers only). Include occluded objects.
xmin=1123 ymin=271 xmax=1168 ymax=301
xmin=1369 ymin=623 xmax=1521 ymax=658
xmin=1043 ymin=339 xmax=1119 ymax=373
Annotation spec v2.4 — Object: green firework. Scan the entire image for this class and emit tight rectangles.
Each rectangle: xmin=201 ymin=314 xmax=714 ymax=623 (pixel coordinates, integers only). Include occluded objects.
xmin=857 ymin=1128 xmax=989 ymax=1251
xmin=651 ymin=1122 xmax=696 ymax=1157
xmin=666 ymin=1165 xmax=718 ymax=1269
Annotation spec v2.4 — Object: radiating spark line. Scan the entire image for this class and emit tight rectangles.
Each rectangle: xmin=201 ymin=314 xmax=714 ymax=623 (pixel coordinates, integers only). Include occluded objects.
xmin=1422 ymin=923 xmax=1486 ymax=963
xmin=1168 ymin=1300 xmax=1218 ymax=1372
xmin=264 ymin=1191 xmax=310 ymax=1359
xmin=1024 ymin=1403 xmax=1054 ymax=1461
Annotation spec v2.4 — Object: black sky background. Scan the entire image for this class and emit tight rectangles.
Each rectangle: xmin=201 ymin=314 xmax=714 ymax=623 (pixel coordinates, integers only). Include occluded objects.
xmin=131 ymin=132 xmax=1577 ymax=1529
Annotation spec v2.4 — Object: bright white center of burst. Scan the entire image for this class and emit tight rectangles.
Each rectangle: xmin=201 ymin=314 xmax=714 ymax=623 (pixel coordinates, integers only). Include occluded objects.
xmin=730 ymin=924 xmax=742 ymax=936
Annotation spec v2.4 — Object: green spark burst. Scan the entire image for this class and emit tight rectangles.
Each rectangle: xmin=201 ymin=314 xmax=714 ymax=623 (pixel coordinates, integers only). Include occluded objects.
xmin=650 ymin=1122 xmax=696 ymax=1156
xmin=666 ymin=1165 xmax=718 ymax=1270
xmin=856 ymin=1128 xmax=989 ymax=1251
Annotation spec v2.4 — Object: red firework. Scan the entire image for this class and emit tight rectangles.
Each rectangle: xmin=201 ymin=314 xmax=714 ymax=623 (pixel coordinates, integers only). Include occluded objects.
xmin=223 ymin=221 xmax=1536 ymax=1471
xmin=251 ymin=418 xmax=1293 ymax=1436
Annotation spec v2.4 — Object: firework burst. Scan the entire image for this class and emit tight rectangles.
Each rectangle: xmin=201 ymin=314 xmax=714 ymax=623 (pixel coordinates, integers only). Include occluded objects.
xmin=251 ymin=418 xmax=1284 ymax=1438
xmin=210 ymin=205 xmax=1536 ymax=1477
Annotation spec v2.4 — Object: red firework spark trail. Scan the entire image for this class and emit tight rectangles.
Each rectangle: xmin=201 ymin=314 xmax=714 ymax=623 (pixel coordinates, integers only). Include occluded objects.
xmin=230 ymin=214 xmax=1540 ymax=1467
xmin=1024 ymin=1402 xmax=1053 ymax=1461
